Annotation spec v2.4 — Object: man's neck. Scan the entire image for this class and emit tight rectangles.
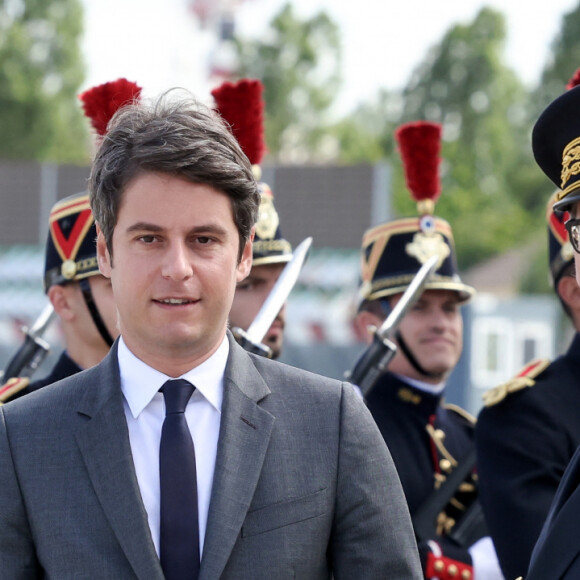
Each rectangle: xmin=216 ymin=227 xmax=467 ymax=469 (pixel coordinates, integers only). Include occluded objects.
xmin=120 ymin=332 xmax=228 ymax=377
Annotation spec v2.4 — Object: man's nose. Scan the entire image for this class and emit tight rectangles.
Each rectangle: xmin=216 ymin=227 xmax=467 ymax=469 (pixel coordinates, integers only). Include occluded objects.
xmin=161 ymin=242 xmax=193 ymax=281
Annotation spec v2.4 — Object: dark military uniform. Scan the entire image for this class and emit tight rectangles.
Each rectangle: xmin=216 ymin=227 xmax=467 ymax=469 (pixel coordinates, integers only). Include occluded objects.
xmin=27 ymin=351 xmax=82 ymax=393
xmin=367 ymin=371 xmax=475 ymax=517
xmin=522 ymin=79 xmax=580 ymax=580
xmin=355 ymin=121 xmax=495 ymax=580
xmin=475 ymin=176 xmax=577 ymax=579
xmin=476 ymin=339 xmax=580 ymax=579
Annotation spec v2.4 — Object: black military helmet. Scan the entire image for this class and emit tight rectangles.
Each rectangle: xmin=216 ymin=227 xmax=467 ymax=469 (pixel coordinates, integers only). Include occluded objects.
xmin=43 ymin=193 xmax=99 ymax=292
xmin=43 ymin=192 xmax=115 ymax=347
xmin=533 ymin=83 xmax=580 ymax=213
xmin=48 ymin=77 xmax=144 ymax=294
xmin=358 ymin=121 xmax=474 ymax=305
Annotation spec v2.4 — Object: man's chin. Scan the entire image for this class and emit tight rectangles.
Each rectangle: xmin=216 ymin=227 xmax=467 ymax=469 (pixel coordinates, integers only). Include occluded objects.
xmin=422 ymin=364 xmax=452 ymax=380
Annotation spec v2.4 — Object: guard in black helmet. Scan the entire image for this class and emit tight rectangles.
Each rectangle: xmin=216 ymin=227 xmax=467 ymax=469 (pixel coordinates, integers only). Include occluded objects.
xmin=524 ymin=78 xmax=580 ymax=580
xmin=212 ymin=79 xmax=294 ymax=360
xmin=353 ymin=121 xmax=502 ymax=580
xmin=0 ymin=192 xmax=118 ymax=402
xmin=476 ymin=190 xmax=580 ymax=580
xmin=0 ymin=78 xmax=141 ymax=403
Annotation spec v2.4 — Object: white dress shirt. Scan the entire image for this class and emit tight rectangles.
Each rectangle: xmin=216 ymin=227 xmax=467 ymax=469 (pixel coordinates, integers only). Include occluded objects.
xmin=118 ymin=335 xmax=227 ymax=558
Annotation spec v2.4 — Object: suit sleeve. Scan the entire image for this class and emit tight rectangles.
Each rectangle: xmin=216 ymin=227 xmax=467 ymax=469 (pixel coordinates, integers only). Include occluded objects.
xmin=0 ymin=406 xmax=41 ymax=578
xmin=475 ymin=393 xmax=572 ymax=580
xmin=329 ymin=383 xmax=423 ymax=579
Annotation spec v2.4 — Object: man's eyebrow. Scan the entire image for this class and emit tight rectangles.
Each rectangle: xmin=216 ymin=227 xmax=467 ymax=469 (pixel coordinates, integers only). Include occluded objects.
xmin=125 ymin=222 xmax=229 ymax=236
xmin=126 ymin=222 xmax=164 ymax=233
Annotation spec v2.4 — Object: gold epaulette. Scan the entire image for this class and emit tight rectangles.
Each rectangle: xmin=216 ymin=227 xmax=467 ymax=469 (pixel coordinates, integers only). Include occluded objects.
xmin=444 ymin=403 xmax=476 ymax=425
xmin=0 ymin=377 xmax=31 ymax=405
xmin=482 ymin=358 xmax=551 ymax=407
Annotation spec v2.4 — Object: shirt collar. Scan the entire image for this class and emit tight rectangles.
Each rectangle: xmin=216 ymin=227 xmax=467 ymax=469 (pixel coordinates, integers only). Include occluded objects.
xmin=118 ymin=335 xmax=228 ymax=419
xmin=393 ymin=372 xmax=446 ymax=395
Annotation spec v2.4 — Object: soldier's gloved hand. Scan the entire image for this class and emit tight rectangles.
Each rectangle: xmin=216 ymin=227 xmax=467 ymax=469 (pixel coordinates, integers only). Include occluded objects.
xmin=418 ymin=539 xmax=473 ymax=580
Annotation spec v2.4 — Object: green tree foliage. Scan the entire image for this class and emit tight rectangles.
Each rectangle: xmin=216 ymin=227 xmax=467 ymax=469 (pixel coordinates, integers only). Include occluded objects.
xmin=532 ymin=1 xmax=580 ymax=119
xmin=331 ymin=89 xmax=402 ymax=164
xmin=232 ymin=4 xmax=573 ymax=280
xmin=0 ymin=0 xmax=88 ymax=163
xmin=391 ymin=8 xmax=543 ymax=269
xmin=526 ymin=0 xmax=580 ymax=218
xmin=234 ymin=2 xmax=341 ymax=162
xmin=521 ymin=1 xmax=580 ymax=294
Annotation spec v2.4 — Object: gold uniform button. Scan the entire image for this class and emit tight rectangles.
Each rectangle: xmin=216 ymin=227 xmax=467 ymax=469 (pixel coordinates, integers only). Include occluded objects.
xmin=61 ymin=260 xmax=77 ymax=280
xmin=448 ymin=563 xmax=458 ymax=576
xmin=434 ymin=428 xmax=445 ymax=440
xmin=461 ymin=570 xmax=472 ymax=579
xmin=434 ymin=560 xmax=445 ymax=572
xmin=440 ymin=458 xmax=452 ymax=472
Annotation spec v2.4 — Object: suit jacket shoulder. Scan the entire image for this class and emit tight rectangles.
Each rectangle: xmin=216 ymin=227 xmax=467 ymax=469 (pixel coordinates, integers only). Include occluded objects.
xmin=202 ymin=338 xmax=423 ymax=580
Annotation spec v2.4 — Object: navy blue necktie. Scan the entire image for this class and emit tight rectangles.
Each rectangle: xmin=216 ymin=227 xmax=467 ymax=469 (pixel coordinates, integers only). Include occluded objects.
xmin=159 ymin=379 xmax=200 ymax=580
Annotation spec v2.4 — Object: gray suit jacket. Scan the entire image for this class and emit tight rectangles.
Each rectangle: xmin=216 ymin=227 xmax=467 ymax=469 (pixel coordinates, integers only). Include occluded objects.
xmin=0 ymin=334 xmax=422 ymax=579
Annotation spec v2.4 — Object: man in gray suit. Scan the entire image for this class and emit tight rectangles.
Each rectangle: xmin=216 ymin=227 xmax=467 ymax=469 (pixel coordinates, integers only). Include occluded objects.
xmin=0 ymin=91 xmax=421 ymax=579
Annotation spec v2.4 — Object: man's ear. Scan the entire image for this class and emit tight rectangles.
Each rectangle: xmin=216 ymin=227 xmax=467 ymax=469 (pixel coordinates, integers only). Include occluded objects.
xmin=353 ymin=310 xmax=381 ymax=345
xmin=558 ymin=275 xmax=580 ymax=311
xmin=96 ymin=224 xmax=112 ymax=277
xmin=47 ymin=284 xmax=76 ymax=322
xmin=236 ymin=228 xmax=254 ymax=283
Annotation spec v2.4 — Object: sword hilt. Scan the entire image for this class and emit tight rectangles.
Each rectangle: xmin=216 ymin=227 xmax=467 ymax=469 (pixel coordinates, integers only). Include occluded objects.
xmin=231 ymin=327 xmax=273 ymax=359
xmin=347 ymin=334 xmax=397 ymax=396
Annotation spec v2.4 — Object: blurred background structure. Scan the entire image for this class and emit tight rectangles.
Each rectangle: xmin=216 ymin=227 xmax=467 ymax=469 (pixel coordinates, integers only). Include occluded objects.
xmin=1 ymin=0 xmax=579 ymax=413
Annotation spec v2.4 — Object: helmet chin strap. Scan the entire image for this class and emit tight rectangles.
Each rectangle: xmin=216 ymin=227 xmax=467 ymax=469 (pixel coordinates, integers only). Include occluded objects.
xmin=79 ymin=278 xmax=114 ymax=348
xmin=395 ymin=329 xmax=444 ymax=381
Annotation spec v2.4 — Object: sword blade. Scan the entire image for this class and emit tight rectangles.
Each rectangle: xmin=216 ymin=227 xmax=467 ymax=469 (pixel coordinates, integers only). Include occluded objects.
xmin=348 ymin=254 xmax=439 ymax=393
xmin=376 ymin=254 xmax=439 ymax=341
xmin=244 ymin=236 xmax=313 ymax=344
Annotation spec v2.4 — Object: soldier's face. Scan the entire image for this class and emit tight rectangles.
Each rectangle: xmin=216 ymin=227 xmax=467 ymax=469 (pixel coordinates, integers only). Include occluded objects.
xmin=229 ymin=263 xmax=286 ymax=359
xmin=388 ymin=289 xmax=463 ymax=384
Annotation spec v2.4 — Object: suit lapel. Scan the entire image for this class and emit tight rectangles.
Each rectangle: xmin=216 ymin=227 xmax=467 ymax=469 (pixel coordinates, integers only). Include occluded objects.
xmin=74 ymin=344 xmax=164 ymax=580
xmin=200 ymin=336 xmax=275 ymax=580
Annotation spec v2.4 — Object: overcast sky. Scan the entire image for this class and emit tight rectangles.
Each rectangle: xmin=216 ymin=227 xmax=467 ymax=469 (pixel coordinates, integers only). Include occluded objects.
xmin=80 ymin=0 xmax=580 ymax=114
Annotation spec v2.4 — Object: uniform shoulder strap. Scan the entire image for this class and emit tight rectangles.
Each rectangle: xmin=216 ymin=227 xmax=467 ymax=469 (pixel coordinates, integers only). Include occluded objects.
xmin=443 ymin=403 xmax=476 ymax=425
xmin=0 ymin=376 xmax=31 ymax=405
xmin=482 ymin=358 xmax=550 ymax=407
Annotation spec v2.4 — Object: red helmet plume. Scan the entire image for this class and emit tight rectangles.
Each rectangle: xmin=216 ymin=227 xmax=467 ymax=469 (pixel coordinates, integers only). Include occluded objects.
xmin=211 ymin=78 xmax=266 ymax=165
xmin=566 ymin=68 xmax=580 ymax=90
xmin=395 ymin=121 xmax=442 ymax=213
xmin=78 ymin=78 xmax=142 ymax=136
